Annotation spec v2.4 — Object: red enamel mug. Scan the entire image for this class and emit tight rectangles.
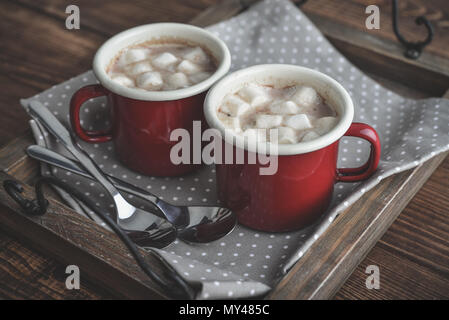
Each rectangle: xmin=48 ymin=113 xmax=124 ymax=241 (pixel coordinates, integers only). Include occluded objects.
xmin=204 ymin=64 xmax=381 ymax=232
xmin=70 ymin=23 xmax=231 ymax=176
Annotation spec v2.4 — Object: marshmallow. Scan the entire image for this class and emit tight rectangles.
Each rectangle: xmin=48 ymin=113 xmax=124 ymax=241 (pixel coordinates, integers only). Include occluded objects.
xmin=242 ymin=128 xmax=267 ymax=143
xmin=255 ymin=114 xmax=283 ymax=129
xmin=183 ymin=46 xmax=209 ymax=64
xmin=271 ymin=126 xmax=297 ymax=144
xmin=190 ymin=71 xmax=212 ymax=84
xmin=218 ymin=113 xmax=241 ymax=132
xmin=237 ymin=84 xmax=270 ymax=107
xmin=111 ymin=74 xmax=134 ymax=87
xmin=290 ymin=86 xmax=321 ymax=108
xmin=284 ymin=114 xmax=313 ymax=130
xmin=166 ymin=72 xmax=189 ymax=89
xmin=152 ymin=52 xmax=178 ymax=69
xmin=302 ymin=131 xmax=320 ymax=142
xmin=126 ymin=61 xmax=153 ymax=75
xmin=269 ymin=100 xmax=301 ymax=114
xmin=221 ymin=95 xmax=251 ymax=117
xmin=177 ymin=60 xmax=201 ymax=75
xmin=315 ymin=116 xmax=338 ymax=135
xmin=120 ymin=48 xmax=148 ymax=65
xmin=136 ymin=71 xmax=163 ymax=90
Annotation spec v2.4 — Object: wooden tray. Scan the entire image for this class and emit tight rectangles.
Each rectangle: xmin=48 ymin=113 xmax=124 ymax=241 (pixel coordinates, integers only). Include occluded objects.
xmin=0 ymin=0 xmax=448 ymax=299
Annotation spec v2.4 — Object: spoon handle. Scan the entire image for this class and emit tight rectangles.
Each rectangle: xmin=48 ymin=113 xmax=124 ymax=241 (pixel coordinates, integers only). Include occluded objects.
xmin=26 ymin=145 xmax=187 ymax=226
xmin=26 ymin=145 xmax=159 ymax=207
xmin=27 ymin=101 xmax=134 ymax=219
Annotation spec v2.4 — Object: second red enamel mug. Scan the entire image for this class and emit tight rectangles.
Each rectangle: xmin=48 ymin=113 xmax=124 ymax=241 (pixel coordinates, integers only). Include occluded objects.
xmin=70 ymin=23 xmax=231 ymax=176
xmin=204 ymin=64 xmax=381 ymax=232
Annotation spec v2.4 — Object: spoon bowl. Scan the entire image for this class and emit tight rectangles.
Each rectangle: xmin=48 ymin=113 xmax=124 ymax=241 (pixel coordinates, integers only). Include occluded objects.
xmin=177 ymin=207 xmax=236 ymax=243
xmin=27 ymin=144 xmax=237 ymax=243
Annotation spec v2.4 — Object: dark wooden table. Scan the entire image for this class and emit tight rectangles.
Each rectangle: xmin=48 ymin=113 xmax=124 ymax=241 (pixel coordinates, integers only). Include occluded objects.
xmin=1 ymin=0 xmax=448 ymax=299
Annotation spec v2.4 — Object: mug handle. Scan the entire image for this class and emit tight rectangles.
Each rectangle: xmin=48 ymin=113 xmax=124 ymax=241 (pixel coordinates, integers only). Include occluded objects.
xmin=70 ymin=84 xmax=113 ymax=143
xmin=336 ymin=122 xmax=381 ymax=182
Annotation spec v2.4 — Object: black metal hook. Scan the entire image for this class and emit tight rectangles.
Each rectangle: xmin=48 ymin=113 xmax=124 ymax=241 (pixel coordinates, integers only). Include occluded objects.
xmin=2 ymin=177 xmax=196 ymax=299
xmin=392 ymin=0 xmax=434 ymax=59
xmin=3 ymin=180 xmax=48 ymax=215
xmin=293 ymin=0 xmax=308 ymax=7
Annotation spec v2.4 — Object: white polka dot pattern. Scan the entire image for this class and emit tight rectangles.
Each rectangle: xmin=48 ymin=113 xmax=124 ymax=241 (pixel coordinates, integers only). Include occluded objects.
xmin=21 ymin=0 xmax=449 ymax=299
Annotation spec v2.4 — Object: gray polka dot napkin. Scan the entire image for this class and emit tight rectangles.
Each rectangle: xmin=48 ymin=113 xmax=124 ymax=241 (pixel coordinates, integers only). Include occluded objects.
xmin=20 ymin=0 xmax=449 ymax=299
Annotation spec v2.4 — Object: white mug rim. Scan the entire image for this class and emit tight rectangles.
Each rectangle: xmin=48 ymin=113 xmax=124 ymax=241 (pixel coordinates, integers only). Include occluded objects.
xmin=93 ymin=23 xmax=231 ymax=101
xmin=203 ymin=64 xmax=354 ymax=156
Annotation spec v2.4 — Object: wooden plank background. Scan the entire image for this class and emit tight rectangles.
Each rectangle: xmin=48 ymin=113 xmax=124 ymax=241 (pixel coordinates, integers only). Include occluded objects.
xmin=0 ymin=0 xmax=448 ymax=299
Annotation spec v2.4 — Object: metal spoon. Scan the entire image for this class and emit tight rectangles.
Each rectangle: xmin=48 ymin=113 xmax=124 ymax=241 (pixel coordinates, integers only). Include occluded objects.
xmin=26 ymin=146 xmax=237 ymax=243
xmin=27 ymin=101 xmax=177 ymax=248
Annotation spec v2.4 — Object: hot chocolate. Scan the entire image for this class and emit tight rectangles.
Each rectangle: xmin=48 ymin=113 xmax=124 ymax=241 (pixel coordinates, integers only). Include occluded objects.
xmin=107 ymin=40 xmax=217 ymax=91
xmin=217 ymin=83 xmax=338 ymax=144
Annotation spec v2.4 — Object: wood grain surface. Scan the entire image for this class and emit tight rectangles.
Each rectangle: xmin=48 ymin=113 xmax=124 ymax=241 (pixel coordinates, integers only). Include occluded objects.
xmin=0 ymin=0 xmax=448 ymax=299
xmin=0 ymin=168 xmax=177 ymax=299
xmin=302 ymin=0 xmax=449 ymax=60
